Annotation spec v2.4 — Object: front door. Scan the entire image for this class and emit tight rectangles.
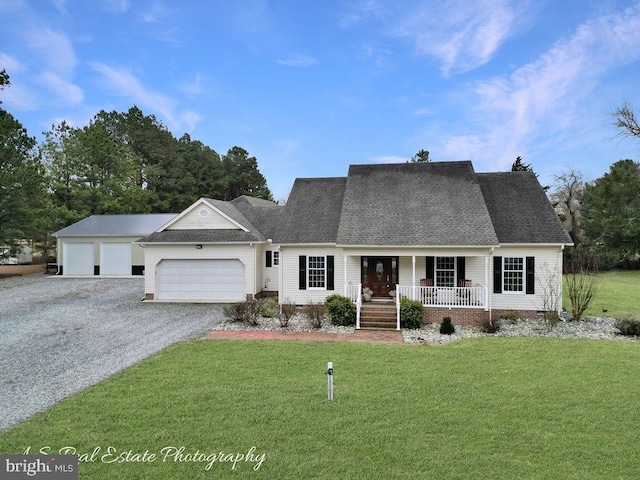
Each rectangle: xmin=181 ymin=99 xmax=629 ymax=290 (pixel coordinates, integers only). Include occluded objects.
xmin=368 ymin=257 xmax=392 ymax=297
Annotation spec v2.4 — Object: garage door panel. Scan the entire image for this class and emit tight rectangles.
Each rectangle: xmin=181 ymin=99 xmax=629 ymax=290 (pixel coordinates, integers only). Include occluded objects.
xmin=63 ymin=243 xmax=94 ymax=276
xmin=156 ymin=259 xmax=245 ymax=301
xmin=100 ymin=242 xmax=132 ymax=275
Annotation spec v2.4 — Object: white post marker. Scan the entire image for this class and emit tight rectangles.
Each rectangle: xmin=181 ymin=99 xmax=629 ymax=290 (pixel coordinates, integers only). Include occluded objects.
xmin=327 ymin=362 xmax=334 ymax=401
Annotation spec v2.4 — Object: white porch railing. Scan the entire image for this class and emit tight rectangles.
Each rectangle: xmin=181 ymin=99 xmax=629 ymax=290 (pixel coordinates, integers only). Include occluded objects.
xmin=396 ymin=284 xmax=487 ymax=308
xmin=345 ymin=282 xmax=362 ymax=329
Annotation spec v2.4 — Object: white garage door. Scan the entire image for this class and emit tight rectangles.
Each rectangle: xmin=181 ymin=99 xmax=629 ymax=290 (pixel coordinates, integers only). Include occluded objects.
xmin=156 ymin=259 xmax=245 ymax=301
xmin=63 ymin=242 xmax=94 ymax=276
xmin=100 ymin=242 xmax=132 ymax=275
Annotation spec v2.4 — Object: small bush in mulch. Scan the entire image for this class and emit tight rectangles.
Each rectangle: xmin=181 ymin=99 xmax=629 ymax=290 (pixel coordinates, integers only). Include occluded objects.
xmin=278 ymin=300 xmax=298 ymax=328
xmin=400 ymin=297 xmax=423 ymax=329
xmin=260 ymin=298 xmax=279 ymax=318
xmin=440 ymin=317 xmax=455 ymax=335
xmin=223 ymin=299 xmax=262 ymax=326
xmin=303 ymin=301 xmax=327 ymax=329
xmin=476 ymin=317 xmax=500 ymax=334
xmin=615 ymin=316 xmax=640 ymax=336
xmin=325 ymin=294 xmax=356 ymax=326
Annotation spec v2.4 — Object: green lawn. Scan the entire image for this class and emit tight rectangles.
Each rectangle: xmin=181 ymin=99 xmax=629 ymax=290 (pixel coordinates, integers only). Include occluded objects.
xmin=2 ymin=338 xmax=640 ymax=479
xmin=563 ymin=269 xmax=640 ymax=318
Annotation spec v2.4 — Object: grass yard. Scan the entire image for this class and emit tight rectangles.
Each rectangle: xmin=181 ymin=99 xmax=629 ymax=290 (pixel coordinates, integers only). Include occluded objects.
xmin=2 ymin=338 xmax=640 ymax=479
xmin=563 ymin=269 xmax=640 ymax=318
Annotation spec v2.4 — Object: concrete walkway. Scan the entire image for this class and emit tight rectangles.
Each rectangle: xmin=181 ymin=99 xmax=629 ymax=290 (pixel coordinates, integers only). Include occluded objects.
xmin=203 ymin=329 xmax=404 ymax=344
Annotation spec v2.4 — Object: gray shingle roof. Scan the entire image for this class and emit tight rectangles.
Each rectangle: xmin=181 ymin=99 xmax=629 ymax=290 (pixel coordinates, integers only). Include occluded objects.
xmin=53 ymin=214 xmax=177 ymax=237
xmin=336 ymin=162 xmax=500 ymax=246
xmin=275 ymin=177 xmax=347 ymax=243
xmin=231 ymin=196 xmax=283 ymax=240
xmin=477 ymin=172 xmax=573 ymax=244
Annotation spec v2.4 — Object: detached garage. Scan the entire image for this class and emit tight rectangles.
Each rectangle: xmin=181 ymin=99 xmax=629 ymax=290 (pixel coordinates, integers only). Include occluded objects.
xmin=53 ymin=214 xmax=176 ymax=276
xmin=156 ymin=259 xmax=246 ymax=301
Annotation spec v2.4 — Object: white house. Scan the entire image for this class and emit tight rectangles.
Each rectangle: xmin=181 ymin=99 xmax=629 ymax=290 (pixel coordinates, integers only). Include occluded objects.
xmin=136 ymin=161 xmax=573 ymax=326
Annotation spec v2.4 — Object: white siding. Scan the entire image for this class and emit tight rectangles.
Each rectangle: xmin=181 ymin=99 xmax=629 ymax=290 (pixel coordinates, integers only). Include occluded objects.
xmin=261 ymin=245 xmax=280 ymax=291
xmin=490 ymin=246 xmax=564 ymax=312
xmin=280 ymin=246 xmax=344 ymax=304
xmin=144 ymin=243 xmax=256 ymax=300
xmin=169 ymin=204 xmax=241 ymax=230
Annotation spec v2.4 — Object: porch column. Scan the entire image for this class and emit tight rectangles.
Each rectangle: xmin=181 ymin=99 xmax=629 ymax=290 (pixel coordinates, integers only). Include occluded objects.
xmin=344 ymin=254 xmax=348 ymax=296
xmin=412 ymin=255 xmax=416 ymax=301
xmin=484 ymin=255 xmax=490 ymax=311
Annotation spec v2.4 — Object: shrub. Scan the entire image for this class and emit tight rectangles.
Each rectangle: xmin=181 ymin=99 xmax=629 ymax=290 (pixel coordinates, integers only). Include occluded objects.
xmin=499 ymin=311 xmax=519 ymax=322
xmin=566 ymin=271 xmax=600 ymax=321
xmin=223 ymin=302 xmax=249 ymax=323
xmin=476 ymin=317 xmax=500 ymax=334
xmin=303 ymin=301 xmax=326 ymax=329
xmin=400 ymin=297 xmax=423 ymax=329
xmin=615 ymin=317 xmax=640 ymax=336
xmin=223 ymin=299 xmax=261 ymax=326
xmin=260 ymin=298 xmax=279 ymax=318
xmin=278 ymin=300 xmax=298 ymax=328
xmin=440 ymin=317 xmax=455 ymax=335
xmin=325 ymin=294 xmax=356 ymax=326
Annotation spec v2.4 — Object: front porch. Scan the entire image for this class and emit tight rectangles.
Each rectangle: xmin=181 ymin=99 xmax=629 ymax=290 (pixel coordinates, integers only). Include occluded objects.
xmin=342 ymin=252 xmax=491 ymax=329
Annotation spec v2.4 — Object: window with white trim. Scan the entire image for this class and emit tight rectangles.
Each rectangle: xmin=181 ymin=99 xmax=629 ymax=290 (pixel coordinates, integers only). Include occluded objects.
xmin=503 ymin=257 xmax=524 ymax=292
xmin=436 ymin=257 xmax=455 ymax=287
xmin=273 ymin=251 xmax=279 ymax=266
xmin=308 ymin=256 xmax=326 ymax=289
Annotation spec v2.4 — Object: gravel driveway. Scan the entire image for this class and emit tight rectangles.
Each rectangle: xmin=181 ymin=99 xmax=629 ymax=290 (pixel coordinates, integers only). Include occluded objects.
xmin=0 ymin=275 xmax=225 ymax=431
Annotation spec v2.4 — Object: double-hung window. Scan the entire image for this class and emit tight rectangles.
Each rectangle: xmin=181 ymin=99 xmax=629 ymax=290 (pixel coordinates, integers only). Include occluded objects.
xmin=308 ymin=256 xmax=326 ymax=289
xmin=503 ymin=257 xmax=524 ymax=293
xmin=273 ymin=251 xmax=279 ymax=266
xmin=435 ymin=257 xmax=455 ymax=287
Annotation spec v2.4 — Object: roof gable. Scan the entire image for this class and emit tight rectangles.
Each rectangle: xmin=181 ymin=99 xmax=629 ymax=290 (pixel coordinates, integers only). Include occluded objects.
xmin=337 ymin=162 xmax=499 ymax=246
xmin=159 ymin=198 xmax=249 ymax=232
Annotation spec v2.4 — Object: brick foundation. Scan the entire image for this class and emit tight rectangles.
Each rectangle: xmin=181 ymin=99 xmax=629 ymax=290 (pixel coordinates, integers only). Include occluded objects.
xmin=144 ymin=293 xmax=154 ymax=300
xmin=423 ymin=308 xmax=541 ymax=326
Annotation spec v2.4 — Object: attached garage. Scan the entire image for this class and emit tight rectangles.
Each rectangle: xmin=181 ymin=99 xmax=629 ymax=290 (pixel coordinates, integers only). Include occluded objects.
xmin=63 ymin=242 xmax=94 ymax=276
xmin=156 ymin=259 xmax=246 ymax=301
xmin=100 ymin=242 xmax=132 ymax=275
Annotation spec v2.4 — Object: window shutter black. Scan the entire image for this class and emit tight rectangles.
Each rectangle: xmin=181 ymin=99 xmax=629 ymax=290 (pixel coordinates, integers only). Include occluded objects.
xmin=526 ymin=257 xmax=535 ymax=294
xmin=266 ymin=250 xmax=272 ymax=268
xmin=299 ymin=256 xmax=306 ymax=290
xmin=493 ymin=256 xmax=502 ymax=293
xmin=426 ymin=256 xmax=435 ymax=282
xmin=456 ymin=257 xmax=466 ymax=282
xmin=327 ymin=255 xmax=334 ymax=290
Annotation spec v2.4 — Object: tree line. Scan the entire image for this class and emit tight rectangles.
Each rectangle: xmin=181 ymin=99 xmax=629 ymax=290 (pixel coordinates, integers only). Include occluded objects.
xmin=1 ymin=70 xmax=272 ymax=258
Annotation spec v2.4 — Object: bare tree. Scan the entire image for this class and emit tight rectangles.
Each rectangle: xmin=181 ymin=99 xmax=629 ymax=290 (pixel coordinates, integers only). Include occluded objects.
xmin=612 ymin=101 xmax=640 ymax=140
xmin=550 ymin=168 xmax=585 ymax=245
xmin=537 ymin=263 xmax=562 ymax=332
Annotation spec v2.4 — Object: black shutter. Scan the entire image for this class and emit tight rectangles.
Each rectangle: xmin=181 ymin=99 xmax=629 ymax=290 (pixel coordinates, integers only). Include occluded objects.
xmin=456 ymin=257 xmax=466 ymax=282
xmin=526 ymin=257 xmax=535 ymax=294
xmin=327 ymin=256 xmax=335 ymax=290
xmin=266 ymin=250 xmax=272 ymax=268
xmin=493 ymin=256 xmax=502 ymax=293
xmin=426 ymin=256 xmax=435 ymax=282
xmin=299 ymin=256 xmax=306 ymax=290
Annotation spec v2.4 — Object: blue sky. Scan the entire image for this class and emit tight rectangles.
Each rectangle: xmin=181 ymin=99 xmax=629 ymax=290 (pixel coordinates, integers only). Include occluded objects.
xmin=1 ymin=0 xmax=640 ymax=201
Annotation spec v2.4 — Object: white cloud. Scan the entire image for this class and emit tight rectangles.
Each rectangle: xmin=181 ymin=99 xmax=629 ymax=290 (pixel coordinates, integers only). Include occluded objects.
xmin=23 ymin=26 xmax=76 ymax=75
xmin=393 ymin=0 xmax=523 ymax=75
xmin=0 ymin=53 xmax=25 ymax=74
xmin=38 ymin=71 xmax=84 ymax=105
xmin=277 ymin=55 xmax=318 ymax=67
xmin=90 ymin=61 xmax=201 ymax=131
xmin=441 ymin=2 xmax=640 ymax=169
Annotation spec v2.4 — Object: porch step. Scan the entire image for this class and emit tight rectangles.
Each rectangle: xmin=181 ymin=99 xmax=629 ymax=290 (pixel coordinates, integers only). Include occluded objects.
xmin=360 ymin=305 xmax=397 ymax=330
